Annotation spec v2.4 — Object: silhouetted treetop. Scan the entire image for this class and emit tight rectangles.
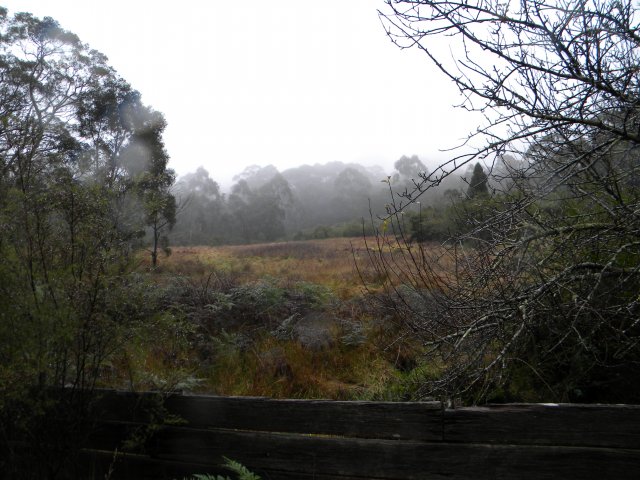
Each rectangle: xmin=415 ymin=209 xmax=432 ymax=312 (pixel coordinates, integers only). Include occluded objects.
xmin=467 ymin=163 xmax=489 ymax=198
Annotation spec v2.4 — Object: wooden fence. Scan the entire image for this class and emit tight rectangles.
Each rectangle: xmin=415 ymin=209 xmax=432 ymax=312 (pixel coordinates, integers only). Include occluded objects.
xmin=83 ymin=390 xmax=640 ymax=480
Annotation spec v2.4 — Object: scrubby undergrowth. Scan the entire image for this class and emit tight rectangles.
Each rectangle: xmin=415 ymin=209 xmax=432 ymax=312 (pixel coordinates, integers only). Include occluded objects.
xmin=96 ymin=238 xmax=431 ymax=400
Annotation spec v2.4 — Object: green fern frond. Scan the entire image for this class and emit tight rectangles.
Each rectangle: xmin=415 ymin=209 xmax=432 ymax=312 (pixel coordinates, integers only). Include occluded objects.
xmin=222 ymin=457 xmax=261 ymax=480
xmin=182 ymin=457 xmax=260 ymax=480
xmin=189 ymin=475 xmax=229 ymax=480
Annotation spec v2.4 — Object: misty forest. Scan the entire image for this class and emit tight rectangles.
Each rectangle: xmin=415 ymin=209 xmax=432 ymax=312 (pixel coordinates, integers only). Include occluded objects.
xmin=2 ymin=0 xmax=640 ymax=478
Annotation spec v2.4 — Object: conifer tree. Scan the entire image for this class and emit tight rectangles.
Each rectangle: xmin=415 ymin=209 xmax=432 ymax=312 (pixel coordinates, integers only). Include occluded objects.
xmin=467 ymin=163 xmax=489 ymax=198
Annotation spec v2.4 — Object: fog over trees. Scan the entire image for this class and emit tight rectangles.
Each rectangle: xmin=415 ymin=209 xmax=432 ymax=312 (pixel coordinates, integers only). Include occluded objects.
xmin=3 ymin=3 xmax=640 ymax=476
xmin=170 ymin=156 xmax=469 ymax=244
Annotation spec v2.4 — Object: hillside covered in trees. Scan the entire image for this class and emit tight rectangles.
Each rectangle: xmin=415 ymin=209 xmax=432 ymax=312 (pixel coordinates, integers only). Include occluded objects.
xmin=169 ymin=155 xmax=499 ymax=245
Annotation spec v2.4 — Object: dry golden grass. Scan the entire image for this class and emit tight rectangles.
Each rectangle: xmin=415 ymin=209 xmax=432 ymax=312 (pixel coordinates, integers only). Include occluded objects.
xmin=149 ymin=237 xmax=385 ymax=299
xmin=124 ymin=237 xmax=448 ymax=399
xmin=151 ymin=237 xmax=450 ymax=293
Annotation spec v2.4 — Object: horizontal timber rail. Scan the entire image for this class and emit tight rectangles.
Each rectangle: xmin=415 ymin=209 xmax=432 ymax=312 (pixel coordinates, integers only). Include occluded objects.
xmin=80 ymin=389 xmax=640 ymax=480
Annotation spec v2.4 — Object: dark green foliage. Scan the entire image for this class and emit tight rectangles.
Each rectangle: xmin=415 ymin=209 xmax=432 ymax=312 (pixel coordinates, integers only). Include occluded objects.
xmin=184 ymin=457 xmax=262 ymax=480
xmin=166 ymin=274 xmax=335 ymax=334
xmin=0 ymin=9 xmax=176 ymax=477
xmin=406 ymin=206 xmax=453 ymax=242
xmin=466 ymin=163 xmax=489 ymax=198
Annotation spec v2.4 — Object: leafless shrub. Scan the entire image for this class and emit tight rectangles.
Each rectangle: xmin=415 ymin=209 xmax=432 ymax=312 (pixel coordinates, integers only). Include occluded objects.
xmin=371 ymin=0 xmax=640 ymax=403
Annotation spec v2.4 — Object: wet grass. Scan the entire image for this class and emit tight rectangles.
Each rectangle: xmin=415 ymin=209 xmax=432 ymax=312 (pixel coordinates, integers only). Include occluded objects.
xmin=114 ymin=238 xmax=434 ymax=399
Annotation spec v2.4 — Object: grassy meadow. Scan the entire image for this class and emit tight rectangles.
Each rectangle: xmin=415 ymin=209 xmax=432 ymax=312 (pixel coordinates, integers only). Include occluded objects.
xmin=101 ymin=238 xmax=435 ymax=400
xmin=159 ymin=238 xmax=376 ymax=297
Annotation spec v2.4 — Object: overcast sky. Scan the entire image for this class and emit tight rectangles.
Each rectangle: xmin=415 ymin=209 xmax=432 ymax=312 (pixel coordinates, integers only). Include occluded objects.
xmin=2 ymin=0 xmax=480 ymax=186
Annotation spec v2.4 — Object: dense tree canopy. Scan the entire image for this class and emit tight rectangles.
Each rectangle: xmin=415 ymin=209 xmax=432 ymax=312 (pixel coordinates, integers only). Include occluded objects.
xmin=0 ymin=10 xmax=176 ymax=474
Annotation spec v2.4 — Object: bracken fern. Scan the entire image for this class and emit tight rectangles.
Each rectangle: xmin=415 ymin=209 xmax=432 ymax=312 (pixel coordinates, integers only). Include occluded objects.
xmin=184 ymin=457 xmax=261 ymax=480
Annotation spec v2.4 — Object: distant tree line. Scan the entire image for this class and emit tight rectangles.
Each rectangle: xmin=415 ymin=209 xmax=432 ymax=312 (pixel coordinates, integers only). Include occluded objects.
xmin=171 ymin=155 xmax=472 ymax=245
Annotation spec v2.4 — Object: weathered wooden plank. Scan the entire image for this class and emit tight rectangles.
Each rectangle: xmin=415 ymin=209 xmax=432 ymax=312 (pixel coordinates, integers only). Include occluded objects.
xmin=79 ymin=450 xmax=231 ymax=480
xmin=147 ymin=427 xmax=640 ymax=480
xmin=82 ymin=449 xmax=380 ymax=480
xmin=444 ymin=403 xmax=640 ymax=449
xmin=94 ymin=390 xmax=443 ymax=441
xmin=86 ymin=421 xmax=150 ymax=454
xmin=244 ymin=470 xmax=388 ymax=480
